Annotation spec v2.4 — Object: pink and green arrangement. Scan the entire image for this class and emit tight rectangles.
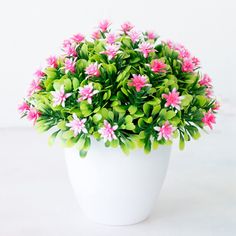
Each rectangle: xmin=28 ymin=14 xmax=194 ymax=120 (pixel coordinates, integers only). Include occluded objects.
xmin=18 ymin=20 xmax=219 ymax=157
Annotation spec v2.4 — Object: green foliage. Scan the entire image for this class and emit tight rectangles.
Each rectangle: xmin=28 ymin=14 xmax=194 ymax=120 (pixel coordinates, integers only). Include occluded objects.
xmin=20 ymin=22 xmax=219 ymax=157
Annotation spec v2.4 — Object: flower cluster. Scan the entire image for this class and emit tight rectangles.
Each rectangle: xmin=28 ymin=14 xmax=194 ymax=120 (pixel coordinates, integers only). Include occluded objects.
xmin=19 ymin=20 xmax=219 ymax=157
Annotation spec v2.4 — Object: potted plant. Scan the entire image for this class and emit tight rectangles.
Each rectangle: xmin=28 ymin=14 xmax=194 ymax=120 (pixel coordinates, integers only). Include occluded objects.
xmin=19 ymin=20 xmax=219 ymax=225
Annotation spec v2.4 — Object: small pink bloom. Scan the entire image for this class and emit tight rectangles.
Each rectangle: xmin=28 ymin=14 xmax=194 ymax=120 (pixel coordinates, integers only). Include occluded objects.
xmin=127 ymin=30 xmax=140 ymax=43
xmin=64 ymin=45 xmax=77 ymax=57
xmin=65 ymin=58 xmax=76 ymax=73
xmin=105 ymin=33 xmax=117 ymax=44
xmin=128 ymin=74 xmax=150 ymax=92
xmin=205 ymin=88 xmax=213 ymax=98
xmin=47 ymin=56 xmax=58 ymax=68
xmin=27 ymin=78 xmax=42 ymax=97
xmin=18 ymin=101 xmax=30 ymax=113
xmin=85 ymin=62 xmax=100 ymax=78
xmin=91 ymin=30 xmax=101 ymax=40
xmin=51 ymin=85 xmax=71 ymax=107
xmin=62 ymin=39 xmax=72 ymax=49
xmin=199 ymin=74 xmax=212 ymax=87
xmin=138 ymin=42 xmax=155 ymax=58
xmin=78 ymin=83 xmax=99 ymax=104
xmin=202 ymin=111 xmax=216 ymax=129
xmin=34 ymin=69 xmax=45 ymax=79
xmin=175 ymin=44 xmax=191 ymax=59
xmin=71 ymin=33 xmax=85 ymax=43
xmin=99 ymin=19 xmax=111 ymax=32
xmin=192 ymin=56 xmax=200 ymax=66
xmin=147 ymin=31 xmax=156 ymax=40
xmin=162 ymin=88 xmax=183 ymax=110
xmin=66 ymin=114 xmax=87 ymax=136
xmin=100 ymin=44 xmax=120 ymax=60
xmin=121 ymin=21 xmax=134 ymax=33
xmin=27 ymin=107 xmax=41 ymax=125
xmin=165 ymin=40 xmax=175 ymax=49
xmin=154 ymin=121 xmax=176 ymax=141
xmin=150 ymin=59 xmax=167 ymax=73
xmin=98 ymin=120 xmax=118 ymax=142
xmin=182 ymin=59 xmax=194 ymax=73
xmin=213 ymin=101 xmax=220 ymax=111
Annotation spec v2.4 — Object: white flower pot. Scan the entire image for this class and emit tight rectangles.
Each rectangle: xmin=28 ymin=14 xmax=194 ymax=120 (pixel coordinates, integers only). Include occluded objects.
xmin=64 ymin=139 xmax=171 ymax=225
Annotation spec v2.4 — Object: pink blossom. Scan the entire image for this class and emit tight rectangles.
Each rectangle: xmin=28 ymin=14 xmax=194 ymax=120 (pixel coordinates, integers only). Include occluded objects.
xmin=154 ymin=121 xmax=176 ymax=141
xmin=100 ymin=44 xmax=120 ymax=60
xmin=78 ymin=83 xmax=99 ymax=104
xmin=202 ymin=111 xmax=216 ymax=129
xmin=91 ymin=30 xmax=101 ymax=40
xmin=62 ymin=39 xmax=72 ymax=49
xmin=182 ymin=59 xmax=194 ymax=73
xmin=199 ymin=74 xmax=212 ymax=87
xmin=27 ymin=107 xmax=41 ymax=125
xmin=27 ymin=78 xmax=42 ymax=97
xmin=98 ymin=120 xmax=118 ymax=142
xmin=51 ymin=85 xmax=71 ymax=107
xmin=47 ymin=56 xmax=58 ymax=68
xmin=165 ymin=40 xmax=175 ymax=49
xmin=99 ymin=19 xmax=111 ymax=32
xmin=64 ymin=45 xmax=77 ymax=57
xmin=147 ymin=31 xmax=156 ymax=40
xmin=162 ymin=88 xmax=183 ymax=110
xmin=175 ymin=44 xmax=191 ymax=59
xmin=121 ymin=21 xmax=134 ymax=33
xmin=85 ymin=62 xmax=100 ymax=78
xmin=127 ymin=30 xmax=140 ymax=43
xmin=18 ymin=101 xmax=30 ymax=113
xmin=128 ymin=74 xmax=150 ymax=92
xmin=213 ymin=101 xmax=220 ymax=111
xmin=66 ymin=114 xmax=87 ymax=136
xmin=105 ymin=33 xmax=117 ymax=44
xmin=192 ymin=57 xmax=200 ymax=67
xmin=71 ymin=33 xmax=85 ymax=43
xmin=205 ymin=88 xmax=213 ymax=98
xmin=34 ymin=69 xmax=45 ymax=79
xmin=138 ymin=42 xmax=155 ymax=58
xmin=150 ymin=59 xmax=167 ymax=73
xmin=65 ymin=58 xmax=76 ymax=73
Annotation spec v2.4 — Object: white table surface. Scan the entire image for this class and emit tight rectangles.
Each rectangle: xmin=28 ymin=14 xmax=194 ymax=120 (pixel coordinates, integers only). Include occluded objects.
xmin=0 ymin=109 xmax=235 ymax=236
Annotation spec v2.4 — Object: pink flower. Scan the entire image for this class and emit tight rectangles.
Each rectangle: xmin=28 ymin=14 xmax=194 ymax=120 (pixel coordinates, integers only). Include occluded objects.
xmin=165 ymin=40 xmax=175 ymax=49
xmin=78 ymin=83 xmax=99 ymax=104
xmin=202 ymin=111 xmax=216 ymax=129
xmin=199 ymin=74 xmax=212 ymax=87
xmin=47 ymin=56 xmax=58 ymax=68
xmin=64 ymin=45 xmax=77 ymax=57
xmin=127 ymin=30 xmax=140 ymax=43
xmin=154 ymin=121 xmax=176 ymax=141
xmin=99 ymin=19 xmax=111 ymax=32
xmin=121 ymin=21 xmax=134 ymax=33
xmin=85 ymin=62 xmax=100 ymax=78
xmin=91 ymin=30 xmax=101 ymax=40
xmin=162 ymin=88 xmax=184 ymax=110
xmin=213 ymin=101 xmax=220 ymax=111
xmin=128 ymin=74 xmax=150 ymax=92
xmin=150 ymin=59 xmax=167 ymax=73
xmin=105 ymin=33 xmax=117 ymax=44
xmin=182 ymin=59 xmax=194 ymax=73
xmin=34 ymin=69 xmax=45 ymax=79
xmin=175 ymin=44 xmax=191 ymax=59
xmin=27 ymin=107 xmax=41 ymax=125
xmin=18 ymin=101 xmax=30 ymax=113
xmin=51 ymin=85 xmax=71 ymax=107
xmin=65 ymin=58 xmax=76 ymax=73
xmin=192 ymin=57 xmax=200 ymax=67
xmin=62 ymin=39 xmax=72 ymax=49
xmin=98 ymin=120 xmax=118 ymax=142
xmin=205 ymin=88 xmax=213 ymax=98
xmin=66 ymin=114 xmax=87 ymax=136
xmin=71 ymin=33 xmax=84 ymax=43
xmin=147 ymin=31 xmax=156 ymax=40
xmin=138 ymin=42 xmax=155 ymax=58
xmin=27 ymin=78 xmax=42 ymax=97
xmin=100 ymin=44 xmax=120 ymax=60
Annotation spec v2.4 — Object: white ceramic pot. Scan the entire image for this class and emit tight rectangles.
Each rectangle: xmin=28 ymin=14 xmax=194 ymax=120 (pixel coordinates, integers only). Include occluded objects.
xmin=65 ymin=139 xmax=171 ymax=225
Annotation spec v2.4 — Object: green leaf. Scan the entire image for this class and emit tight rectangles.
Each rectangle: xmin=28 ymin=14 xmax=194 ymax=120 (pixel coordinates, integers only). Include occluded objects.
xmin=48 ymin=130 xmax=60 ymax=146
xmin=125 ymin=123 xmax=135 ymax=130
xmin=166 ymin=110 xmax=176 ymax=119
xmin=72 ymin=77 xmax=80 ymax=90
xmin=179 ymin=133 xmax=185 ymax=150
xmin=79 ymin=150 xmax=87 ymax=158
xmin=76 ymin=59 xmax=88 ymax=73
xmin=151 ymin=105 xmax=161 ymax=116
xmin=80 ymin=44 xmax=88 ymax=59
xmin=44 ymin=68 xmax=57 ymax=79
xmin=57 ymin=120 xmax=67 ymax=131
xmin=120 ymin=142 xmax=130 ymax=155
xmin=144 ymin=139 xmax=152 ymax=154
xmin=181 ymin=94 xmax=193 ymax=107
xmin=116 ymin=65 xmax=131 ymax=82
xmin=143 ymin=103 xmax=151 ymax=116
xmin=125 ymin=115 xmax=133 ymax=124
xmin=64 ymin=78 xmax=72 ymax=92
xmin=62 ymin=130 xmax=74 ymax=139
xmin=128 ymin=105 xmax=137 ymax=115
xmin=93 ymin=113 xmax=102 ymax=123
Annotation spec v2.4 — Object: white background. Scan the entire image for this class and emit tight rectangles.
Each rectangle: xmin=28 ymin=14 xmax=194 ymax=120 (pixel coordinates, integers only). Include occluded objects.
xmin=0 ymin=0 xmax=235 ymax=127
xmin=0 ymin=0 xmax=236 ymax=235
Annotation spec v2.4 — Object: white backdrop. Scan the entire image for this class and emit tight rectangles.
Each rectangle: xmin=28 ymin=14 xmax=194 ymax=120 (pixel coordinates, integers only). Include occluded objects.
xmin=0 ymin=0 xmax=235 ymax=127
